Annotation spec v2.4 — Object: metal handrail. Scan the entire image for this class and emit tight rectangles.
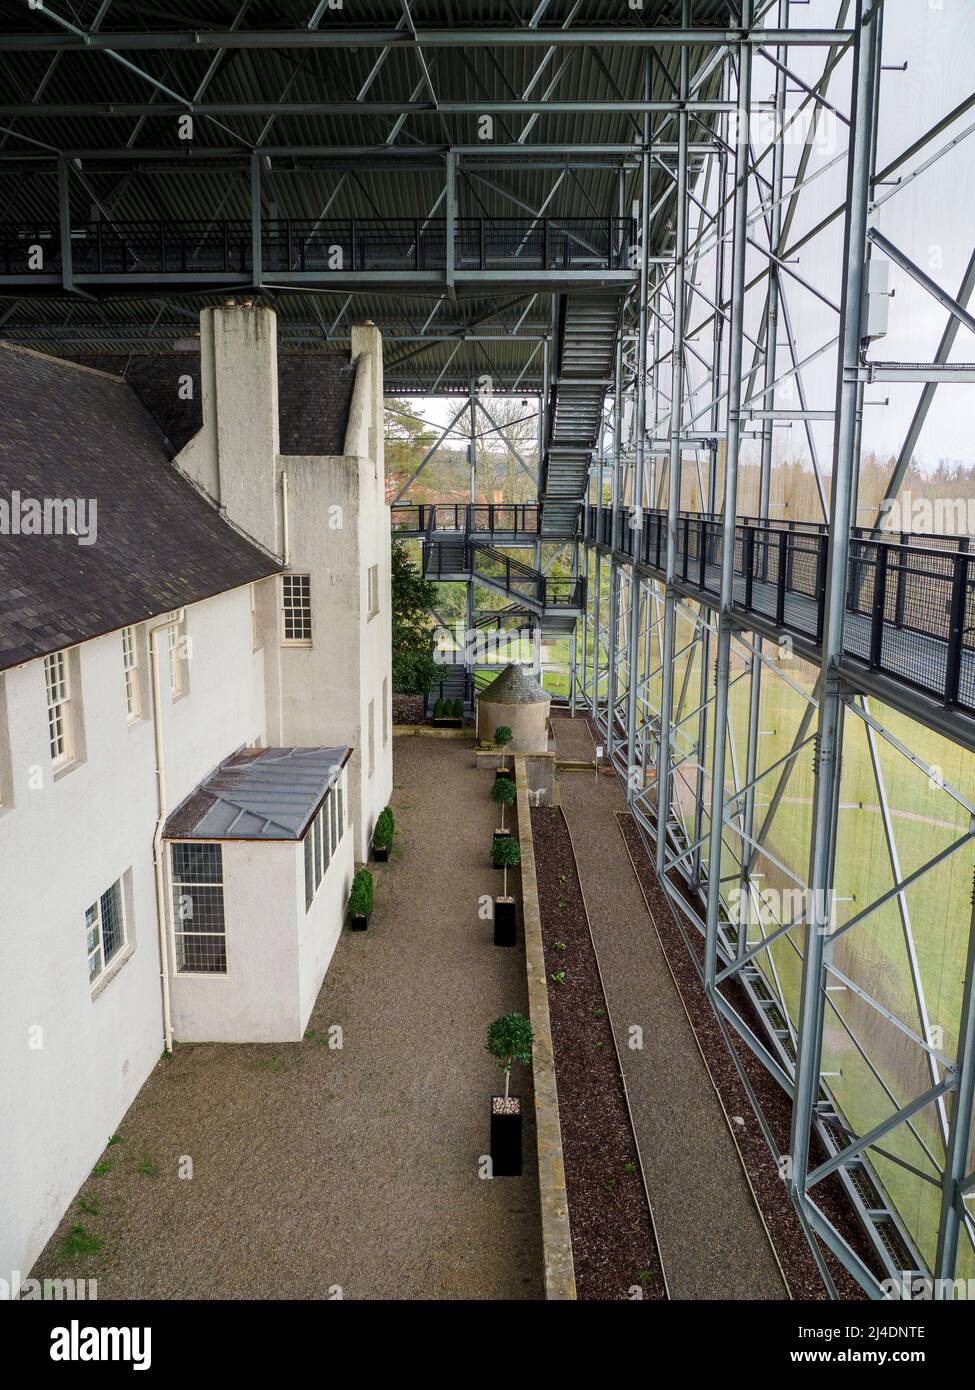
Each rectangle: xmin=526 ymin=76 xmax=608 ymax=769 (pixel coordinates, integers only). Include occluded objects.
xmin=588 ymin=501 xmax=975 ymax=712
xmin=0 ymin=216 xmax=635 ymax=276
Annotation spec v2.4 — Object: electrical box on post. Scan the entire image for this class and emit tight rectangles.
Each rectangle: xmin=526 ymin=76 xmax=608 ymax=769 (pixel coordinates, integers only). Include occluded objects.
xmin=861 ymin=258 xmax=890 ymax=341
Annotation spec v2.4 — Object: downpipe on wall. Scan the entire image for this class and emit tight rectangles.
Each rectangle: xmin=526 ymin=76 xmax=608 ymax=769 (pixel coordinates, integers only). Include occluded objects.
xmin=148 ymin=608 xmax=185 ymax=1057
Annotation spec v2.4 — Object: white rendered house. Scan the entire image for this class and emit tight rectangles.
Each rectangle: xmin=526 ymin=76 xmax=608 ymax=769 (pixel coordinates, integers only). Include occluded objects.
xmin=0 ymin=304 xmax=393 ymax=1286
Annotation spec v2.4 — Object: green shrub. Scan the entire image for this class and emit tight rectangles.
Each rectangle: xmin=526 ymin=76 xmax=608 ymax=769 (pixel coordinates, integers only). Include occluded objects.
xmin=491 ymin=835 xmax=521 ymax=868
xmin=493 ymin=725 xmax=513 ymax=749
xmin=348 ymin=869 xmax=374 ymax=918
xmin=452 ymin=698 xmax=464 ymax=719
xmin=433 ymin=697 xmax=445 ymax=719
xmin=490 ymin=777 xmax=517 ymax=807
xmin=372 ymin=806 xmax=395 ymax=849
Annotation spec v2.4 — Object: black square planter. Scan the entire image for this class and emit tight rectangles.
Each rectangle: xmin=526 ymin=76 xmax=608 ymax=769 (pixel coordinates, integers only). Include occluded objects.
xmin=372 ymin=844 xmax=390 ymax=863
xmin=494 ymin=896 xmax=517 ymax=947
xmin=490 ymin=1097 xmax=523 ymax=1177
xmin=349 ymin=912 xmax=370 ymax=932
xmin=494 ymin=767 xmax=513 ymax=783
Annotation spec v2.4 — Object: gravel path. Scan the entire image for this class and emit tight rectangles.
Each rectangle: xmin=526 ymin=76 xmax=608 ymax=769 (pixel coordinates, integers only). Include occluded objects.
xmin=30 ymin=734 xmax=544 ymax=1300
xmin=554 ymin=717 xmax=788 ymax=1300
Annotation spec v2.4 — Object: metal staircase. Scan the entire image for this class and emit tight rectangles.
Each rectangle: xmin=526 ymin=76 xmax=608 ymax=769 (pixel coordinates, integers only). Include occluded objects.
xmin=422 ymin=537 xmax=585 ymax=617
xmin=540 ymin=288 xmax=628 ymax=537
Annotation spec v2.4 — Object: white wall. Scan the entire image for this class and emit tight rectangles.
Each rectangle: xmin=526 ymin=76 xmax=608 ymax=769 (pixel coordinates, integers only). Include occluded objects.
xmin=174 ymin=305 xmax=394 ymax=859
xmin=169 ymin=822 xmax=353 ymax=1045
xmin=1 ymin=305 xmax=395 ymax=1282
xmin=0 ymin=584 xmax=266 ymax=1282
xmin=265 ymin=322 xmax=392 ymax=859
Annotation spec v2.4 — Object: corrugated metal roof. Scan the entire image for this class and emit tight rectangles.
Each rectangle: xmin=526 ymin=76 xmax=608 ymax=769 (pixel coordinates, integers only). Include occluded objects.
xmin=0 ymin=1 xmax=732 ymax=384
xmin=164 ymin=745 xmax=351 ymax=841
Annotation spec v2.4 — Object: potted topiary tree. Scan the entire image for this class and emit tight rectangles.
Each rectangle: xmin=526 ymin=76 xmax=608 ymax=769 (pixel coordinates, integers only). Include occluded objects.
xmin=486 ymin=1013 xmax=534 ymax=1176
xmin=372 ymin=806 xmax=395 ymax=863
xmin=347 ymin=868 xmax=374 ymax=931
xmin=493 ymin=724 xmax=514 ymax=781
xmin=490 ymin=774 xmax=516 ymax=840
xmin=433 ymin=696 xmax=445 ymax=721
xmin=491 ymin=836 xmax=521 ymax=945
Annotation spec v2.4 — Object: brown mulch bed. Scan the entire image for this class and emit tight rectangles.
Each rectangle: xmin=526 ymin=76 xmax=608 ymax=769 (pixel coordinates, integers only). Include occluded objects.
xmin=531 ymin=804 xmax=667 ymax=1301
xmin=618 ymin=814 xmax=884 ymax=1301
xmin=392 ymin=692 xmax=424 ymax=723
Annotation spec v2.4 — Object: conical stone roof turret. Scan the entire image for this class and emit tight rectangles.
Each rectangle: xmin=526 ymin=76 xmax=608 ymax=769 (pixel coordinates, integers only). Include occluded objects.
xmin=479 ymin=662 xmax=550 ymax=705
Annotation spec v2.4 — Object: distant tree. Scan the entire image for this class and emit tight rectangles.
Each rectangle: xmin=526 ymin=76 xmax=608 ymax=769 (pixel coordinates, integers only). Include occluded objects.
xmin=384 ymin=399 xmax=438 ymax=501
xmin=391 ymin=539 xmax=438 ymax=695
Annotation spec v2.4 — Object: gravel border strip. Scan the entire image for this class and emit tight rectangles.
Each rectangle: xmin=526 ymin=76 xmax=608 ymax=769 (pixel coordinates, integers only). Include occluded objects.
xmin=613 ymin=817 xmax=791 ymax=1300
xmin=531 ymin=803 xmax=667 ymax=1299
xmin=560 ymin=811 xmax=671 ymax=1300
xmin=617 ymin=814 xmax=875 ymax=1299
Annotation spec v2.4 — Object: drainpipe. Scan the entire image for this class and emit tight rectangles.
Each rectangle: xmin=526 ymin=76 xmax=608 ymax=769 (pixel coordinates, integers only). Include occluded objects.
xmin=149 ymin=609 xmax=184 ymax=1056
xmin=281 ymin=469 xmax=291 ymax=566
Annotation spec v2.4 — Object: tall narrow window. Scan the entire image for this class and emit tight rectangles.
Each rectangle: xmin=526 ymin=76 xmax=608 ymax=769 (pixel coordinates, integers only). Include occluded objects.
xmin=122 ymin=626 xmax=141 ymax=719
xmin=304 ymin=783 xmax=347 ymax=914
xmin=367 ymin=564 xmax=380 ymax=619
xmin=86 ymin=878 xmax=126 ymax=985
xmin=0 ymin=672 xmax=12 ymax=811
xmin=44 ymin=650 xmax=74 ymax=766
xmin=304 ymin=832 xmax=314 ymax=911
xmin=368 ymin=699 xmax=376 ymax=777
xmin=167 ymin=619 xmax=184 ymax=698
xmin=250 ymin=582 xmax=261 ymax=651
xmin=382 ymin=676 xmax=389 ymax=747
xmin=282 ymin=574 xmax=312 ymax=645
xmin=171 ymin=843 xmax=227 ymax=974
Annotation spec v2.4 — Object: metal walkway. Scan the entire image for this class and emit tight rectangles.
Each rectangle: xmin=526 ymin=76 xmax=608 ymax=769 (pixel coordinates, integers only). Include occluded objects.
xmin=0 ymin=216 xmax=636 ymax=294
xmin=589 ymin=506 xmax=975 ymax=719
xmin=422 ymin=532 xmax=584 ymax=626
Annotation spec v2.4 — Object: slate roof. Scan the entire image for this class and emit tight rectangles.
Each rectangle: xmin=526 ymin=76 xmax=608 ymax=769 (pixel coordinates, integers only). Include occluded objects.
xmin=0 ymin=344 xmax=282 ymax=672
xmin=64 ymin=348 xmax=357 ymax=458
xmin=479 ymin=663 xmax=551 ymax=705
xmin=164 ymin=746 xmax=351 ymax=841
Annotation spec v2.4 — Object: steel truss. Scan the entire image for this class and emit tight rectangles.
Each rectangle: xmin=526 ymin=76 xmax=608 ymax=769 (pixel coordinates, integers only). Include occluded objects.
xmin=575 ymin=1 xmax=975 ymax=1299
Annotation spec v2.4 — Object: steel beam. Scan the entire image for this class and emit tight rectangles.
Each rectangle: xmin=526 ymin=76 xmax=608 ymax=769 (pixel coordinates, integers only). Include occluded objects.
xmin=787 ymin=0 xmax=880 ymax=1216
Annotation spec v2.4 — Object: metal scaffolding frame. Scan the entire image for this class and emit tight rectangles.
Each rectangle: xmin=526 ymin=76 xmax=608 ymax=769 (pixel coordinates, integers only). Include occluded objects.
xmin=575 ymin=1 xmax=975 ymax=1299
xmin=2 ymin=0 xmax=974 ymax=1301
